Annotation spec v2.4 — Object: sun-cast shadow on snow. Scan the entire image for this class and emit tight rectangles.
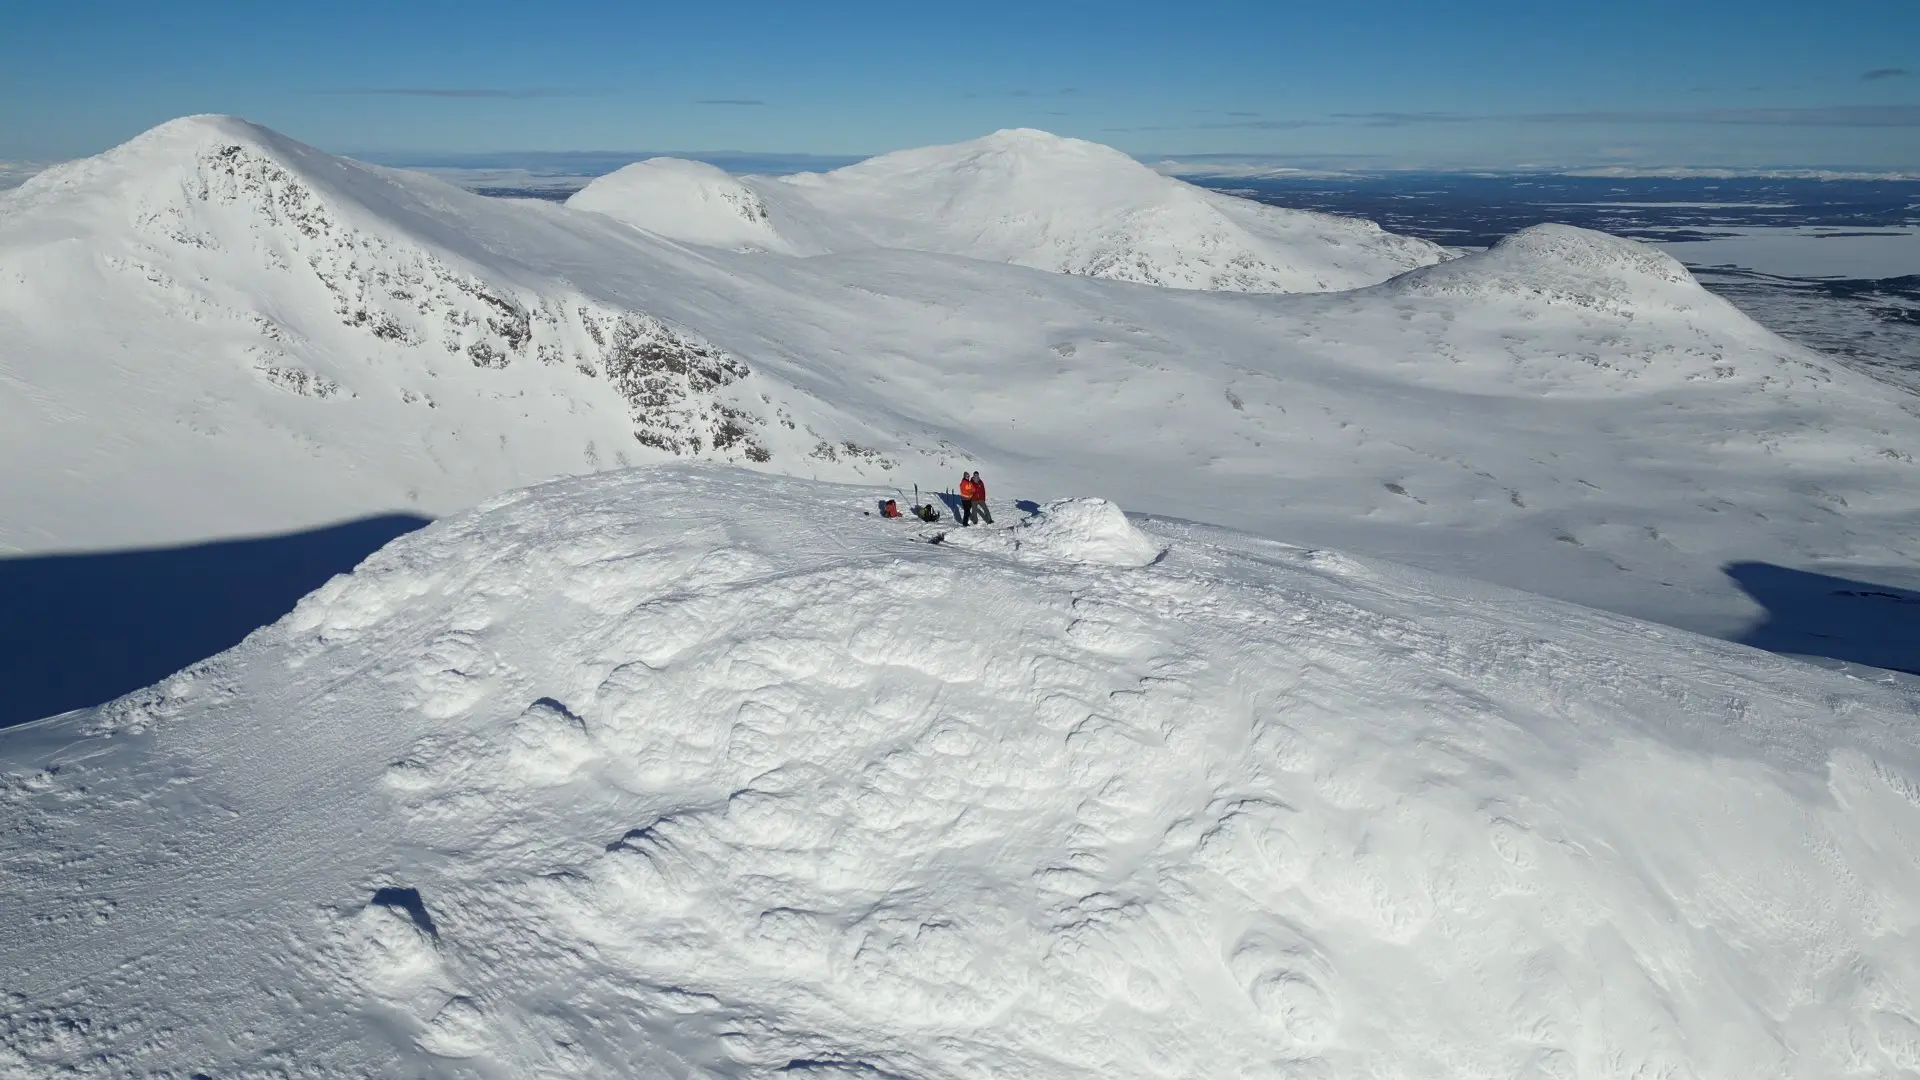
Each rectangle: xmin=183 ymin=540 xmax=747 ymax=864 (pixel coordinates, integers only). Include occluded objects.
xmin=369 ymin=886 xmax=440 ymax=939
xmin=0 ymin=515 xmax=431 ymax=729
xmin=1725 ymin=561 xmax=1920 ymax=675
xmin=936 ymin=490 xmax=966 ymax=522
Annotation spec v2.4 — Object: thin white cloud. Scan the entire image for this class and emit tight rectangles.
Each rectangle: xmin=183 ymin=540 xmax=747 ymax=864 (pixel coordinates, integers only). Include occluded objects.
xmin=1339 ymin=105 xmax=1920 ymax=127
xmin=1126 ymin=105 xmax=1920 ymax=133
xmin=0 ymin=161 xmax=52 ymax=189
xmin=325 ymin=87 xmax=606 ymax=99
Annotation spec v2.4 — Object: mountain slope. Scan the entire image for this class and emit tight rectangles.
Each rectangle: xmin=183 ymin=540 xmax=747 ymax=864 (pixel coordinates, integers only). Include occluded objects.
xmin=568 ymin=129 xmax=1450 ymax=292
xmin=0 ymin=116 xmax=899 ymax=550
xmin=5 ymin=116 xmax=1919 ymax=655
xmin=4 ymin=467 xmax=1918 ymax=1078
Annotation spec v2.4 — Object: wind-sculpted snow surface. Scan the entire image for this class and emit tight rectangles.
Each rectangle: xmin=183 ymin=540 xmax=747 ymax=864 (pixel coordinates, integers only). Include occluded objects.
xmin=4 ymin=467 xmax=1919 ymax=1078
xmin=569 ymin=129 xmax=1449 ymax=292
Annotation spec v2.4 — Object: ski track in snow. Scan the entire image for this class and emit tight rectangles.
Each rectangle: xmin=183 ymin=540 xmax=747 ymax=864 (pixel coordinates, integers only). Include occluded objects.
xmin=4 ymin=467 xmax=1920 ymax=1078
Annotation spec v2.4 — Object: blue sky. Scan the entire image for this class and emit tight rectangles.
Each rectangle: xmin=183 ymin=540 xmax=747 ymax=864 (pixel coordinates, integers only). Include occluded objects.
xmin=2 ymin=0 xmax=1916 ymax=169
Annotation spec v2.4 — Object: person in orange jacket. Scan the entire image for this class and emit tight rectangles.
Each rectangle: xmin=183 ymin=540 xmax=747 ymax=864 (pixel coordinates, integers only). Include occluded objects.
xmin=959 ymin=471 xmax=994 ymax=526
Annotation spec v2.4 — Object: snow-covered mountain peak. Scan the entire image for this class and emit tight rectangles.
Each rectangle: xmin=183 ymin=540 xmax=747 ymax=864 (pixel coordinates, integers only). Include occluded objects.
xmin=4 ymin=112 xmax=439 ymax=250
xmin=0 ymin=118 xmax=862 ymax=547
xmin=748 ymin=129 xmax=1450 ymax=291
xmin=92 ymin=112 xmax=287 ymax=161
xmin=1473 ymin=223 xmax=1699 ymax=299
xmin=973 ymin=125 xmax=1093 ymax=147
xmin=566 ymin=157 xmax=794 ymax=252
xmin=4 ymin=114 xmax=289 ymax=216
xmin=19 ymin=113 xmax=277 ymax=175
xmin=813 ymin=126 xmax=1162 ymax=190
xmin=563 ymin=126 xmax=1447 ymax=292
xmin=1385 ymin=222 xmax=1711 ymax=314
xmin=1494 ymin=222 xmax=1695 ymax=283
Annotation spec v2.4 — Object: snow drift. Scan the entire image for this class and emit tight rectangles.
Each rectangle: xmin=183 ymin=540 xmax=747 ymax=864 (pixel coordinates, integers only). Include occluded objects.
xmin=568 ymin=129 xmax=1450 ymax=292
xmin=941 ymin=496 xmax=1164 ymax=566
xmin=4 ymin=466 xmax=1918 ymax=1078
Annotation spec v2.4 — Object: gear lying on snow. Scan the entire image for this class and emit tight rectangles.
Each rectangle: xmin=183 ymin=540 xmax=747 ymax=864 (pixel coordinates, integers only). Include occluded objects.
xmin=3 ymin=465 xmax=1918 ymax=1079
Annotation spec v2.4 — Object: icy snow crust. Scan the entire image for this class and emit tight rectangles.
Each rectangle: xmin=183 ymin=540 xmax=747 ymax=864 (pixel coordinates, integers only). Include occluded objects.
xmin=6 ymin=116 xmax=1920 ymax=648
xmin=3 ymin=466 xmax=1918 ymax=1077
xmin=569 ymin=128 xmax=1449 ymax=291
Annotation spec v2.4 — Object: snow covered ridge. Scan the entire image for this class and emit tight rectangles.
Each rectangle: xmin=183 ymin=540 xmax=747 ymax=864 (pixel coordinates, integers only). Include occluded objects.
xmin=568 ymin=128 xmax=1450 ymax=292
xmin=5 ymin=466 xmax=1919 ymax=1077
xmin=7 ymin=113 xmax=1920 ymax=660
xmin=2 ymin=115 xmax=783 ymax=461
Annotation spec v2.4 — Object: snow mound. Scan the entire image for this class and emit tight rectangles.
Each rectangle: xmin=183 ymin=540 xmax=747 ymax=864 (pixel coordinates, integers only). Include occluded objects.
xmin=1383 ymin=223 xmax=1706 ymax=314
xmin=943 ymin=497 xmax=1163 ymax=566
xmin=1488 ymin=222 xmax=1696 ymax=285
xmin=5 ymin=466 xmax=1919 ymax=1078
xmin=773 ymin=128 xmax=1449 ymax=292
xmin=566 ymin=158 xmax=798 ymax=253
